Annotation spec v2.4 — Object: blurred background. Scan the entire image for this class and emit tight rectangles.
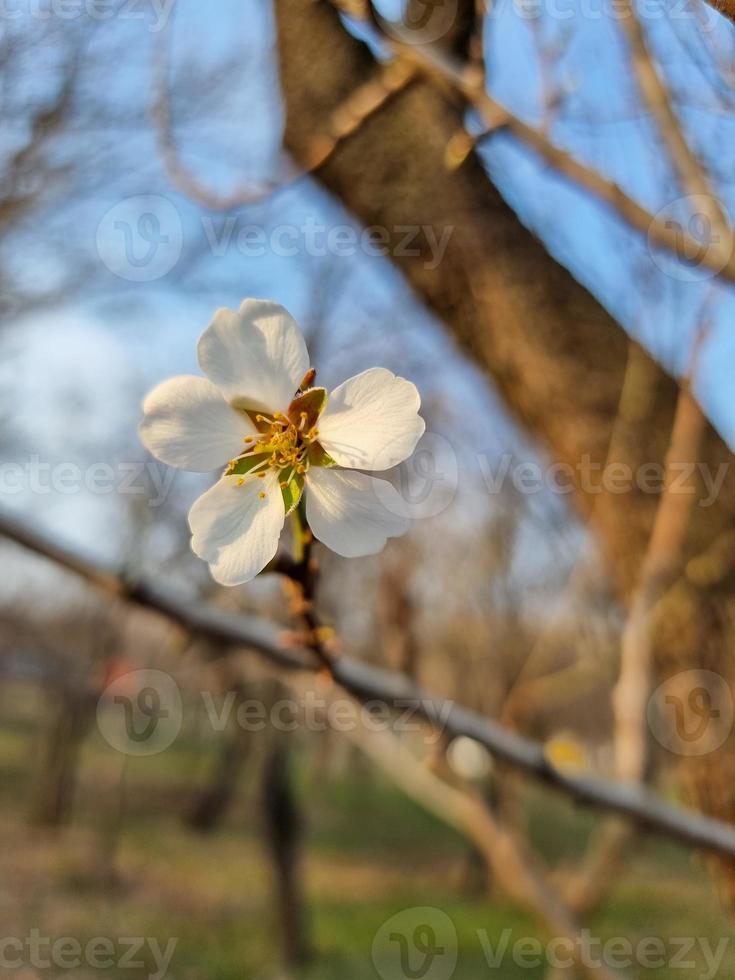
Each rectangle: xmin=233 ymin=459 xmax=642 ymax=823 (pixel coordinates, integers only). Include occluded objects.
xmin=2 ymin=0 xmax=735 ymax=977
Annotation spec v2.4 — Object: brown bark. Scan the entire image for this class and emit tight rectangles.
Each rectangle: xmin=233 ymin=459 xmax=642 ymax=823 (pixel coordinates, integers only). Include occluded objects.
xmin=274 ymin=0 xmax=735 ymax=898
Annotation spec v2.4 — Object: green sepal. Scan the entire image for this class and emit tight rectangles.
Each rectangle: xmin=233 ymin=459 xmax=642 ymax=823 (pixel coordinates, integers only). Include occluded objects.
xmin=281 ymin=470 xmax=305 ymax=515
xmin=227 ymin=453 xmax=270 ymax=476
xmin=288 ymin=387 xmax=327 ymax=429
xmin=307 ymin=442 xmax=337 ymax=468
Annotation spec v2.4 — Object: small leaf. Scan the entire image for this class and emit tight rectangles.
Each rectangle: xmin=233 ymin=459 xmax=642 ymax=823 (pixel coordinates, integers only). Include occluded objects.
xmin=281 ymin=470 xmax=305 ymax=515
xmin=307 ymin=442 xmax=337 ymax=468
xmin=228 ymin=453 xmax=270 ymax=476
xmin=288 ymin=387 xmax=327 ymax=430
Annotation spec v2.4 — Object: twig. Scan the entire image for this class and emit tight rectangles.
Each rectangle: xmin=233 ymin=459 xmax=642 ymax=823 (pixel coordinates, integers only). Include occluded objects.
xmin=343 ymin=7 xmax=735 ymax=284
xmin=151 ymin=16 xmax=417 ymax=211
xmin=616 ymin=0 xmax=733 ymax=266
xmin=277 ymin=503 xmax=337 ymax=671
xmin=613 ymin=348 xmax=708 ymax=782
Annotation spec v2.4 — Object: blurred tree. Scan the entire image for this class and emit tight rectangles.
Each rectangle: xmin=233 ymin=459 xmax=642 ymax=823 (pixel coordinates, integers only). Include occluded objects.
xmin=27 ymin=606 xmax=118 ymax=827
xmin=274 ymin=0 xmax=735 ymax=899
xmin=186 ymin=660 xmax=255 ymax=833
xmin=261 ymin=695 xmax=310 ymax=968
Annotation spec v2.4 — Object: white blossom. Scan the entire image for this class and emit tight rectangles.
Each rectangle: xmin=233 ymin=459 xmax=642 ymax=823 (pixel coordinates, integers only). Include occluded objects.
xmin=140 ymin=300 xmax=425 ymax=585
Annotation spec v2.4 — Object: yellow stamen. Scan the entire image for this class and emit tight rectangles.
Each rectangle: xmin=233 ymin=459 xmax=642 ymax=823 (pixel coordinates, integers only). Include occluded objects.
xmin=230 ymin=406 xmax=318 ymax=490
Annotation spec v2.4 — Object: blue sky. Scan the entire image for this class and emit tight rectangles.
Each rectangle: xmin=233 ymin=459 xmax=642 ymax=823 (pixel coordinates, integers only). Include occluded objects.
xmin=1 ymin=0 xmax=733 ymax=578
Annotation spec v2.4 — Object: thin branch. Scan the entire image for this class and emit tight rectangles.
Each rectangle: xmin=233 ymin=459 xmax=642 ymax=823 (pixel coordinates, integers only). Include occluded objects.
xmin=151 ymin=19 xmax=417 ymax=211
xmin=558 ymin=386 xmax=707 ymax=912
xmin=4 ymin=510 xmax=735 ymax=859
xmin=341 ymin=7 xmax=735 ymax=284
xmin=560 ymin=314 xmax=712 ymax=916
xmin=616 ymin=0 xmax=733 ymax=262
xmin=613 ymin=333 xmax=709 ymax=782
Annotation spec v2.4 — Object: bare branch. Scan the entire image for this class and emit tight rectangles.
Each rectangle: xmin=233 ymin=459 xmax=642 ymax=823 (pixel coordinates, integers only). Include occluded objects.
xmin=616 ymin=0 xmax=733 ymax=260
xmin=347 ymin=8 xmax=735 ymax=283
xmin=151 ymin=20 xmax=416 ymax=210
xmin=613 ymin=339 xmax=709 ymax=782
xmin=4 ymin=509 xmax=735 ymax=860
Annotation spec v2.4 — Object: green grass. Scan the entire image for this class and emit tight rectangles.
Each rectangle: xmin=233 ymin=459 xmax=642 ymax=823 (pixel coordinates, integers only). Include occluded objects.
xmin=1 ymin=682 xmax=734 ymax=979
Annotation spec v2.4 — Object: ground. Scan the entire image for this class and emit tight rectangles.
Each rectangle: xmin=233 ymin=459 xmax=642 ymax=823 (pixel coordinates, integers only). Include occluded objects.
xmin=0 ymin=681 xmax=734 ymax=979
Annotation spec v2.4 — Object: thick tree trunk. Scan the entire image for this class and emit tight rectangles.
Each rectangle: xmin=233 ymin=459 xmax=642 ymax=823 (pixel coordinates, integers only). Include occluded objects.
xmin=274 ymin=0 xmax=735 ymax=899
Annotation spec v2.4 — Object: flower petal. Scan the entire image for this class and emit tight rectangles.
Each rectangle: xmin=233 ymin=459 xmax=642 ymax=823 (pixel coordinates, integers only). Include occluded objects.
xmin=305 ymin=467 xmax=410 ymax=558
xmin=188 ymin=472 xmax=285 ymax=585
xmin=140 ymin=375 xmax=256 ymax=472
xmin=197 ymin=299 xmax=309 ymax=414
xmin=317 ymin=368 xmax=425 ymax=471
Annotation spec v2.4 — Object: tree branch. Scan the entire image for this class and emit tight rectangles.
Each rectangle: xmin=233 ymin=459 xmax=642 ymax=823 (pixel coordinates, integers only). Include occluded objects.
xmin=151 ymin=15 xmax=417 ymax=211
xmin=616 ymin=0 xmax=732 ymax=259
xmin=4 ymin=508 xmax=735 ymax=861
xmin=344 ymin=6 xmax=735 ymax=283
